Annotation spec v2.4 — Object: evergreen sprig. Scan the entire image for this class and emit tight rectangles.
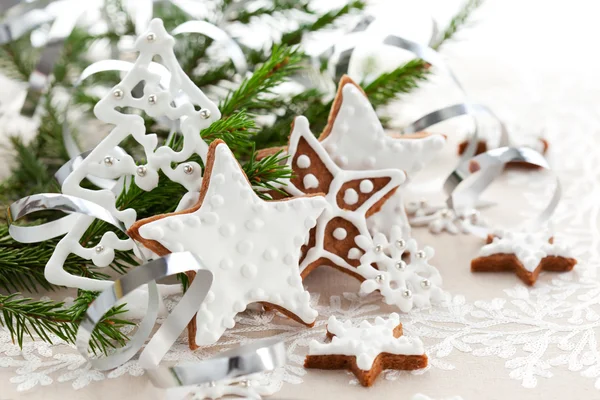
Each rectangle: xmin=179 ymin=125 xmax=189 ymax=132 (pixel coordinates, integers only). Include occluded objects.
xmin=0 ymin=292 xmax=132 ymax=354
xmin=432 ymin=0 xmax=485 ymax=50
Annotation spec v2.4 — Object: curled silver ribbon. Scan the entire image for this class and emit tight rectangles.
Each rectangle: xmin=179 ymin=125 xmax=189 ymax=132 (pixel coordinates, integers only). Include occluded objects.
xmin=445 ymin=146 xmax=560 ymax=237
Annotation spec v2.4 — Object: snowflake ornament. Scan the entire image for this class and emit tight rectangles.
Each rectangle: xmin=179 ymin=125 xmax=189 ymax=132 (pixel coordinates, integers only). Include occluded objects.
xmin=406 ymin=199 xmax=486 ymax=235
xmin=44 ymin=18 xmax=221 ymax=296
xmin=355 ymin=226 xmax=446 ymax=312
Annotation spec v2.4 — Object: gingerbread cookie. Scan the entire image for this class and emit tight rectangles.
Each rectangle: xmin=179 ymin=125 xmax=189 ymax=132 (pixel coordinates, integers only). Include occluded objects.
xmin=128 ymin=140 xmax=329 ymax=348
xmin=269 ymin=116 xmax=406 ymax=280
xmin=305 ymin=313 xmax=427 ymax=387
xmin=471 ymin=229 xmax=577 ymax=285
xmin=258 ymin=75 xmax=445 ymax=240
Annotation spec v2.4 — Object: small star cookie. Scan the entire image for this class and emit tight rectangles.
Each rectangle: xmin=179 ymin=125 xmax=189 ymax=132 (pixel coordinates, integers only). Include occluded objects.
xmin=269 ymin=116 xmax=406 ymax=280
xmin=305 ymin=313 xmax=427 ymax=387
xmin=128 ymin=140 xmax=329 ymax=348
xmin=471 ymin=229 xmax=577 ymax=285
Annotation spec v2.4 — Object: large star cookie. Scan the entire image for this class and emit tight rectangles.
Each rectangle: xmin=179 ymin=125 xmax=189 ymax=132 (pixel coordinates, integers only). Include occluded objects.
xmin=128 ymin=140 xmax=328 ymax=348
xmin=471 ymin=229 xmax=577 ymax=285
xmin=272 ymin=116 xmax=406 ymax=280
xmin=305 ymin=313 xmax=427 ymax=387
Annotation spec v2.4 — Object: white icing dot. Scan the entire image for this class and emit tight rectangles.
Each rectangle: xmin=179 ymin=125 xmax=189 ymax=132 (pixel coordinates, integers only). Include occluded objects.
xmin=263 ymin=248 xmax=278 ymax=261
xmin=304 ymin=217 xmax=317 ymax=229
xmin=292 ymin=201 xmax=305 ymax=210
xmin=359 ymin=180 xmax=374 ymax=193
xmin=167 ymin=219 xmax=183 ymax=231
xmin=234 ymin=301 xmax=246 ymax=312
xmin=303 ymin=174 xmax=319 ymax=189
xmin=210 ymin=195 xmax=224 ymax=208
xmin=288 ymin=274 xmax=301 ymax=286
xmin=253 ymin=202 xmax=266 ymax=213
xmin=237 ymin=240 xmax=254 ymax=255
xmin=223 ymin=317 xmax=236 ymax=329
xmin=213 ymin=173 xmax=225 ymax=185
xmin=245 ymin=218 xmax=265 ymax=231
xmin=241 ymin=263 xmax=257 ymax=279
xmin=201 ymin=212 xmax=219 ymax=225
xmin=333 ymin=228 xmax=348 ymax=240
xmin=343 ymin=188 xmax=359 ymax=205
xmin=220 ymin=258 xmax=233 ymax=270
xmin=293 ymin=236 xmax=304 ymax=247
xmin=184 ymin=215 xmax=201 ymax=226
xmin=219 ymin=223 xmax=235 ymax=237
xmin=337 ymin=155 xmax=348 ymax=167
xmin=251 ymin=288 xmax=265 ymax=299
xmin=276 ymin=202 xmax=288 ymax=211
xmin=348 ymin=248 xmax=362 ymax=259
xmin=283 ymin=254 xmax=295 ymax=265
xmin=205 ymin=291 xmax=215 ymax=304
xmin=297 ymin=155 xmax=311 ymax=169
xmin=240 ymin=188 xmax=252 ymax=199
xmin=363 ymin=156 xmax=376 ymax=168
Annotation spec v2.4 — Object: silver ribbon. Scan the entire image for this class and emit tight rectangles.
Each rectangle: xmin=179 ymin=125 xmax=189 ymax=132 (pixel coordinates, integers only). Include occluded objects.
xmin=7 ymin=192 xmax=287 ymax=382
xmin=445 ymin=146 xmax=560 ymax=237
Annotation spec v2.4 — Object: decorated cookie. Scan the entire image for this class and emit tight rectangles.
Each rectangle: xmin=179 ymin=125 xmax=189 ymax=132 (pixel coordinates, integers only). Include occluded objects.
xmin=355 ymin=226 xmax=446 ymax=312
xmin=471 ymin=229 xmax=577 ymax=285
xmin=128 ymin=140 xmax=329 ymax=348
xmin=258 ymin=76 xmax=445 ymax=240
xmin=305 ymin=313 xmax=427 ymax=387
xmin=406 ymin=200 xmax=485 ymax=235
xmin=269 ymin=116 xmax=406 ymax=280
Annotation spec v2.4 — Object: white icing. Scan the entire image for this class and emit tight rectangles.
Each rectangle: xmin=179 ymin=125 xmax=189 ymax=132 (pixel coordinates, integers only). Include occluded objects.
xmin=343 ymin=188 xmax=359 ymax=205
xmin=297 ymin=155 xmax=311 ymax=169
xmin=367 ymin=191 xmax=411 ymax=240
xmin=348 ymin=247 xmax=362 ymax=260
xmin=279 ymin=116 xmax=406 ymax=277
xmin=359 ymin=179 xmax=374 ymax=193
xmin=333 ymin=228 xmax=347 ymax=240
xmin=42 ymin=19 xmax=221 ymax=301
xmin=303 ymin=174 xmax=319 ymax=189
xmin=308 ymin=313 xmax=425 ymax=370
xmin=356 ymin=226 xmax=447 ymax=312
xmin=320 ymin=83 xmax=445 ymax=175
xmin=138 ymin=143 xmax=328 ymax=345
xmin=479 ymin=229 xmax=572 ymax=272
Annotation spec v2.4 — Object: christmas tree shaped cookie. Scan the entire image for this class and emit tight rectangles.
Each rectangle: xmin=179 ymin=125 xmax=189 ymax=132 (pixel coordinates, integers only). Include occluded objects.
xmin=129 ymin=140 xmax=329 ymax=348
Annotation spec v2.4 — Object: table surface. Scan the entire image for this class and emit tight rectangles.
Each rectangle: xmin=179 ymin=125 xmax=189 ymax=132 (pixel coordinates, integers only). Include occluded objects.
xmin=2 ymin=0 xmax=600 ymax=399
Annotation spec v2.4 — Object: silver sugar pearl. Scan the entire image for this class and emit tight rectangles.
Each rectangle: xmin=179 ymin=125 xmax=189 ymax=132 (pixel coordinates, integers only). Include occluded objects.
xmin=148 ymin=94 xmax=157 ymax=104
xmin=112 ymin=88 xmax=123 ymax=99
xmin=95 ymin=245 xmax=104 ymax=253
xmin=103 ymin=156 xmax=114 ymax=166
xmin=146 ymin=32 xmax=156 ymax=42
xmin=395 ymin=239 xmax=406 ymax=248
xmin=395 ymin=261 xmax=406 ymax=270
xmin=199 ymin=109 xmax=211 ymax=119
xmin=440 ymin=208 xmax=451 ymax=218
xmin=374 ymin=244 xmax=383 ymax=253
xmin=136 ymin=165 xmax=147 ymax=177
xmin=402 ymin=289 xmax=412 ymax=298
xmin=182 ymin=164 xmax=194 ymax=174
xmin=421 ymin=279 xmax=431 ymax=288
xmin=416 ymin=250 xmax=427 ymax=259
xmin=209 ymin=381 xmax=216 ymax=388
xmin=374 ymin=274 xmax=385 ymax=283
xmin=240 ymin=380 xmax=250 ymax=387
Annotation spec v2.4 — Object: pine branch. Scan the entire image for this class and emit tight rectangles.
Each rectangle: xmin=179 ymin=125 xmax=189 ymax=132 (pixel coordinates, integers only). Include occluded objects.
xmin=219 ymin=45 xmax=304 ymax=117
xmin=232 ymin=0 xmax=313 ymax=24
xmin=431 ymin=0 xmax=485 ymax=50
xmin=280 ymin=0 xmax=366 ymax=46
xmin=0 ymin=35 xmax=37 ymax=81
xmin=243 ymin=144 xmax=291 ymax=196
xmin=0 ymin=292 xmax=132 ymax=354
xmin=363 ymin=59 xmax=431 ymax=108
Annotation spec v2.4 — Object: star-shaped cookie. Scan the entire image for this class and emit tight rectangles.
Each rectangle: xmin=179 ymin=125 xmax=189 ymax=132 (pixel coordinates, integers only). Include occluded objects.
xmin=471 ymin=230 xmax=577 ymax=285
xmin=128 ymin=140 xmax=328 ymax=348
xmin=305 ymin=313 xmax=427 ymax=387
xmin=271 ymin=116 xmax=406 ymax=279
xmin=258 ymin=76 xmax=444 ymax=239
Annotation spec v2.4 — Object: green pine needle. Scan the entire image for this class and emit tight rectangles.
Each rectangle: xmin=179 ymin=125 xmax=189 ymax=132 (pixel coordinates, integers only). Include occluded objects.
xmin=432 ymin=0 xmax=485 ymax=50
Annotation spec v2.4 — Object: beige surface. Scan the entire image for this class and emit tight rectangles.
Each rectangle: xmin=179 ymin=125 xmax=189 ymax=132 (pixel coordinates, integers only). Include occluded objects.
xmin=2 ymin=0 xmax=600 ymax=399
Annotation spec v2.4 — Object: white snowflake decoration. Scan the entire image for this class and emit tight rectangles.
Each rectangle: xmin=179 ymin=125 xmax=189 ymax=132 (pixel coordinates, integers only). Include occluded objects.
xmin=407 ymin=200 xmax=486 ymax=235
xmin=45 ymin=18 xmax=220 ymax=298
xmin=355 ymin=226 xmax=447 ymax=312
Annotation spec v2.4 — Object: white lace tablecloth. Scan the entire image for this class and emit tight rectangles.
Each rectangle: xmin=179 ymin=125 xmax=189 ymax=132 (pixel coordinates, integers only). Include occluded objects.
xmin=2 ymin=0 xmax=600 ymax=399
